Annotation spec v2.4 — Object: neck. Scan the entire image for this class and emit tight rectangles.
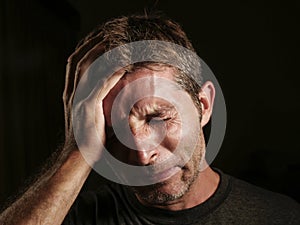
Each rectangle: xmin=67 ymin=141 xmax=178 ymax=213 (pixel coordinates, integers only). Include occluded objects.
xmin=138 ymin=166 xmax=220 ymax=211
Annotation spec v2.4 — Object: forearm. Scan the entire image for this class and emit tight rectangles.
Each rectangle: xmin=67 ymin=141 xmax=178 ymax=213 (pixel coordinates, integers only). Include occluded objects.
xmin=0 ymin=148 xmax=91 ymax=225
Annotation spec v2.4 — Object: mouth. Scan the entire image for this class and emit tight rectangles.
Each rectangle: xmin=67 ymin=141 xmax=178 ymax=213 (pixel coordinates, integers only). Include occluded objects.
xmin=148 ymin=166 xmax=181 ymax=182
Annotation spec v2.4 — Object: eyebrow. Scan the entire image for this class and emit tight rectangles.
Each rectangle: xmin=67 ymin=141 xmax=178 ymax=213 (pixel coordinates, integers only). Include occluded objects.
xmin=130 ymin=104 xmax=176 ymax=119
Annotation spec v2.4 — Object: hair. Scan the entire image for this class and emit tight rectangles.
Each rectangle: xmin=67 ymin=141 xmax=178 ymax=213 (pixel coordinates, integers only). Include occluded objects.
xmin=64 ymin=13 xmax=203 ymax=135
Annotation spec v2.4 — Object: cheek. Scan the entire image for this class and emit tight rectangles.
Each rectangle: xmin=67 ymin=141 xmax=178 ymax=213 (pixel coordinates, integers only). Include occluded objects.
xmin=108 ymin=138 xmax=131 ymax=163
xmin=103 ymin=91 xmax=125 ymax=127
xmin=103 ymin=81 xmax=126 ymax=127
xmin=103 ymin=99 xmax=112 ymax=126
xmin=160 ymin=122 xmax=181 ymax=151
xmin=164 ymin=118 xmax=202 ymax=165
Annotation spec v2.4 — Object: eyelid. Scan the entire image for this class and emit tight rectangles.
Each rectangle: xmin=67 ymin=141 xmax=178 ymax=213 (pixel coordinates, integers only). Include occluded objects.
xmin=149 ymin=116 xmax=171 ymax=122
xmin=154 ymin=117 xmax=171 ymax=121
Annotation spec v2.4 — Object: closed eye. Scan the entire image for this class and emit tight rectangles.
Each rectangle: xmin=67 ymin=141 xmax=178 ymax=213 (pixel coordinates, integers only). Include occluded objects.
xmin=147 ymin=116 xmax=171 ymax=124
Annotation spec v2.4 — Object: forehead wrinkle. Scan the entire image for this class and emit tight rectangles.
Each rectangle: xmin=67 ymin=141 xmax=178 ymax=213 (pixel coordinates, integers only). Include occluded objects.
xmin=118 ymin=68 xmax=180 ymax=119
xmin=124 ymin=67 xmax=178 ymax=94
xmin=131 ymin=101 xmax=176 ymax=119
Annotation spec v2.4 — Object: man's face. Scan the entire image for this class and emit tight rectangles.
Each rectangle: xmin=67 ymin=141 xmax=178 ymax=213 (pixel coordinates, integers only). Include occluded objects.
xmin=103 ymin=66 xmax=205 ymax=205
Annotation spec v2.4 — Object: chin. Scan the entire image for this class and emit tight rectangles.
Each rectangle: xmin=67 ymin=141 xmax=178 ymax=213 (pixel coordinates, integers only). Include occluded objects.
xmin=132 ymin=167 xmax=196 ymax=205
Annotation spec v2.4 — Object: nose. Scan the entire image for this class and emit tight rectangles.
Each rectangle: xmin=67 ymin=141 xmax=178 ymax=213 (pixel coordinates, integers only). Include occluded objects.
xmin=129 ymin=144 xmax=159 ymax=166
xmin=128 ymin=129 xmax=160 ymax=165
xmin=127 ymin=113 xmax=166 ymax=166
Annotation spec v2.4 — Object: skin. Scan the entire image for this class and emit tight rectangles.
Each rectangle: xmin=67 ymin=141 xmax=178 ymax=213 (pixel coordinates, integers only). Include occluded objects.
xmin=0 ymin=65 xmax=126 ymax=225
xmin=0 ymin=65 xmax=219 ymax=224
xmin=103 ymin=67 xmax=220 ymax=210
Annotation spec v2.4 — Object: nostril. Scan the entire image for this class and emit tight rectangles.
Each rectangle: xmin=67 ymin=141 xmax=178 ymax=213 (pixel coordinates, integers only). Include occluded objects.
xmin=131 ymin=148 xmax=159 ymax=166
xmin=149 ymin=152 xmax=159 ymax=164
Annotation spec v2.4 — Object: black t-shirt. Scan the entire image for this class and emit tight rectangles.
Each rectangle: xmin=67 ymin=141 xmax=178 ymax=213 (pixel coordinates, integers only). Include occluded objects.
xmin=62 ymin=169 xmax=300 ymax=225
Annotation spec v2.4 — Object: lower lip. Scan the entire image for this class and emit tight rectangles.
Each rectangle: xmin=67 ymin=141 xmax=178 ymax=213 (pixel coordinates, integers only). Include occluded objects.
xmin=151 ymin=167 xmax=181 ymax=182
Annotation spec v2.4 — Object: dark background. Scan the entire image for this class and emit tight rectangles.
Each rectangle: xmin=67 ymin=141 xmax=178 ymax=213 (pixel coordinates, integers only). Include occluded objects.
xmin=0 ymin=0 xmax=299 ymax=206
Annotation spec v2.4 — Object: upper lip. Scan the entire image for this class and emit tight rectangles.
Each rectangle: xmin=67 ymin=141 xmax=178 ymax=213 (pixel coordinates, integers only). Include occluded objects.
xmin=146 ymin=166 xmax=181 ymax=181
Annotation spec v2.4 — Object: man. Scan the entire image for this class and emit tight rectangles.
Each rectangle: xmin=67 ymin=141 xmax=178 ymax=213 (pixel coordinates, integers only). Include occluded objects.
xmin=0 ymin=13 xmax=299 ymax=225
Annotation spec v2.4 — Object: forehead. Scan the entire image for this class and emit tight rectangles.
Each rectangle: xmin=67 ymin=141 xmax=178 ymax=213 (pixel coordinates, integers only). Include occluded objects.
xmin=121 ymin=66 xmax=176 ymax=85
xmin=103 ymin=66 xmax=178 ymax=124
xmin=105 ymin=66 xmax=177 ymax=103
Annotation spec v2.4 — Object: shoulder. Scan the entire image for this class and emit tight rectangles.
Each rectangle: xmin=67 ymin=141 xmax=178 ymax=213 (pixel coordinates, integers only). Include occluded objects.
xmin=72 ymin=182 xmax=124 ymax=210
xmin=229 ymin=175 xmax=299 ymax=208
xmin=62 ymin=183 xmax=124 ymax=225
xmin=222 ymin=172 xmax=300 ymax=224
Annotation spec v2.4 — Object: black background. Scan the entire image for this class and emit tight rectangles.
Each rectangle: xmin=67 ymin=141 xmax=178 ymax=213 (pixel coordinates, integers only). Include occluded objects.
xmin=0 ymin=0 xmax=299 ymax=205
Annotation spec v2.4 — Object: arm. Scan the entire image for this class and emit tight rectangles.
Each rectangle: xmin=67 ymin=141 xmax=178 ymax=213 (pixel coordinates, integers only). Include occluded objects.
xmin=0 ymin=37 xmax=126 ymax=224
xmin=0 ymin=148 xmax=91 ymax=225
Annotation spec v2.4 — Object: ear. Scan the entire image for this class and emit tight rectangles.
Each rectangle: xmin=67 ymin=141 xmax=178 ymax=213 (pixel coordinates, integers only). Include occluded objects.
xmin=198 ymin=81 xmax=215 ymax=128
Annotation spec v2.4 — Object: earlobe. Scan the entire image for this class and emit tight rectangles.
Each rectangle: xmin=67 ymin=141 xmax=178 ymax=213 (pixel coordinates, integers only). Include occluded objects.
xmin=199 ymin=81 xmax=215 ymax=127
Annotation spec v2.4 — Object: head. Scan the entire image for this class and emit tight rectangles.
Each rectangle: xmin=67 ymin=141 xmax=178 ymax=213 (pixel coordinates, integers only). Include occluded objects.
xmin=64 ymin=13 xmax=215 ymax=206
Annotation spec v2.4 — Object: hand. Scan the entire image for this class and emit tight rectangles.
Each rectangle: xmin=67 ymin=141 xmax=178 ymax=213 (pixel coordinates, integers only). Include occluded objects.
xmin=72 ymin=69 xmax=125 ymax=164
xmin=62 ymin=38 xmax=125 ymax=164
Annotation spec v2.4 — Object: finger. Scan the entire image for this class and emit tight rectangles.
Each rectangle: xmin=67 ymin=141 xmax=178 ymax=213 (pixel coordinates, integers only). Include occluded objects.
xmin=63 ymin=34 xmax=107 ymax=132
xmin=63 ymin=33 xmax=106 ymax=106
xmin=93 ymin=70 xmax=125 ymax=144
xmin=96 ymin=69 xmax=126 ymax=101
xmin=83 ymin=68 xmax=126 ymax=115
xmin=67 ymin=43 xmax=106 ymax=111
xmin=72 ymin=35 xmax=127 ymax=104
